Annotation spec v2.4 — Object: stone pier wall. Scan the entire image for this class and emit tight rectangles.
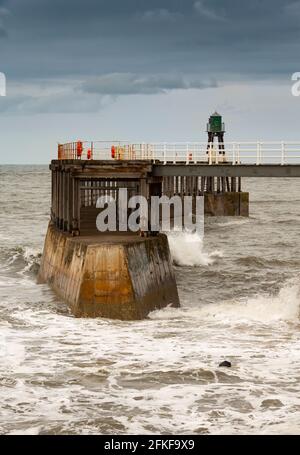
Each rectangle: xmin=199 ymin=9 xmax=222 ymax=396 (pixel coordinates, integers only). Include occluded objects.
xmin=205 ymin=192 xmax=249 ymax=216
xmin=38 ymin=223 xmax=180 ymax=320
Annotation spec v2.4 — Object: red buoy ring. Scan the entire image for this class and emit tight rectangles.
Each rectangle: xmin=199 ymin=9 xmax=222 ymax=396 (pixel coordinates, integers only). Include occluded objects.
xmin=77 ymin=141 xmax=83 ymax=158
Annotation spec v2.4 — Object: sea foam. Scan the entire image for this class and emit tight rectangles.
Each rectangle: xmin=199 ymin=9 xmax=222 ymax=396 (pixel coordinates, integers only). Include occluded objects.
xmin=167 ymin=231 xmax=223 ymax=267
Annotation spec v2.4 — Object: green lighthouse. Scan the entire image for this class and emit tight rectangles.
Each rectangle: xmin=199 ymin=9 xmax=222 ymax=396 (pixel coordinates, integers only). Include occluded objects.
xmin=207 ymin=111 xmax=226 ymax=156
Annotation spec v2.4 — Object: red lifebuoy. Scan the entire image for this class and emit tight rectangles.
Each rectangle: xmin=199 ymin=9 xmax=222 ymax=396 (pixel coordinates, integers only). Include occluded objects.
xmin=77 ymin=141 xmax=83 ymax=158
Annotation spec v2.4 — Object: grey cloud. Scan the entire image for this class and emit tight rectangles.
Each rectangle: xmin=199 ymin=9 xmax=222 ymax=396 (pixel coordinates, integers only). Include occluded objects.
xmin=285 ymin=0 xmax=300 ymax=18
xmin=193 ymin=1 xmax=226 ymax=21
xmin=0 ymin=90 xmax=106 ymax=114
xmin=0 ymin=0 xmax=299 ymax=113
xmin=0 ymin=4 xmax=9 ymax=36
xmin=0 ymin=73 xmax=217 ymax=114
xmin=80 ymin=73 xmax=217 ymax=96
xmin=138 ymin=8 xmax=182 ymax=22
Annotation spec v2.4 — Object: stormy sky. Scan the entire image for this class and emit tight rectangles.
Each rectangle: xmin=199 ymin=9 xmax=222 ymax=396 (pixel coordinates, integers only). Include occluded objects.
xmin=0 ymin=0 xmax=300 ymax=163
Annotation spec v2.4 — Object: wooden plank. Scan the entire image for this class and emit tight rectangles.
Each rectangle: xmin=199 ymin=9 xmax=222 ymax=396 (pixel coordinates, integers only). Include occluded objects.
xmin=68 ymin=172 xmax=73 ymax=232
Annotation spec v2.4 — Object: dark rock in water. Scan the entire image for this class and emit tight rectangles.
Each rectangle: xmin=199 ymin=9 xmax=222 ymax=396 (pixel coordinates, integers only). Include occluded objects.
xmin=260 ymin=399 xmax=283 ymax=409
xmin=219 ymin=361 xmax=231 ymax=368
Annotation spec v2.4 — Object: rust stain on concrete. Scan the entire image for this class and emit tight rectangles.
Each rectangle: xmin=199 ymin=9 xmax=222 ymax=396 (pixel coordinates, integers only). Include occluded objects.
xmin=38 ymin=224 xmax=180 ymax=320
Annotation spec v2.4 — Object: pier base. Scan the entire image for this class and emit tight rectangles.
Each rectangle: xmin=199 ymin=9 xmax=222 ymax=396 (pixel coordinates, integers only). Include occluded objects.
xmin=38 ymin=224 xmax=180 ymax=320
xmin=205 ymin=192 xmax=249 ymax=217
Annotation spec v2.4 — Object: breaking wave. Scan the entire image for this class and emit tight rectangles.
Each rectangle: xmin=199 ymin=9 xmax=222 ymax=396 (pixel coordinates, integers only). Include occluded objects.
xmin=167 ymin=231 xmax=223 ymax=267
xmin=5 ymin=246 xmax=42 ymax=275
xmin=236 ymin=256 xmax=300 ymax=268
xmin=151 ymin=279 xmax=300 ymax=324
xmin=211 ymin=218 xmax=250 ymax=228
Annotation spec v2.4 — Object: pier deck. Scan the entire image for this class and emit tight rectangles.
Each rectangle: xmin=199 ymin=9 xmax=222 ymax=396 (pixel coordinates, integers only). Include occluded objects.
xmin=153 ymin=164 xmax=300 ymax=178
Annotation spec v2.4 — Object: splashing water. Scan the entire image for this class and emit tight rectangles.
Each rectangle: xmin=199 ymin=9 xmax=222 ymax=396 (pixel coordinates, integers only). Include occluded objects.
xmin=5 ymin=246 xmax=42 ymax=274
xmin=151 ymin=280 xmax=300 ymax=324
xmin=2 ymin=167 xmax=300 ymax=435
xmin=168 ymin=231 xmax=223 ymax=266
xmin=215 ymin=280 xmax=300 ymax=323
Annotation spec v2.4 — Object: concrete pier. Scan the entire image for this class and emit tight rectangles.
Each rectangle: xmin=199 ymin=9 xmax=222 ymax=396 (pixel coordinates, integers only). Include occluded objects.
xmin=39 ymin=223 xmax=179 ymax=320
xmin=39 ymin=158 xmax=249 ymax=320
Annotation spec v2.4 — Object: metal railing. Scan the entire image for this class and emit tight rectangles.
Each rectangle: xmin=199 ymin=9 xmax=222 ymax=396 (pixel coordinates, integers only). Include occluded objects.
xmin=57 ymin=141 xmax=300 ymax=165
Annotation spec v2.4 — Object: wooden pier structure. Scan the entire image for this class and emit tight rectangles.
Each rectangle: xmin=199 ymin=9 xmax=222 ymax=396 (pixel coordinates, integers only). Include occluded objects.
xmin=40 ymin=134 xmax=300 ymax=320
xmin=50 ymin=158 xmax=249 ymax=236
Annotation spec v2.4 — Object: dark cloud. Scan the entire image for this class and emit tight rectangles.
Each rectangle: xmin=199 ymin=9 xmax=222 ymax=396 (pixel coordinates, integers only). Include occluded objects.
xmin=2 ymin=0 xmax=298 ymax=74
xmin=80 ymin=73 xmax=217 ymax=95
xmin=0 ymin=2 xmax=9 ymax=37
xmin=0 ymin=0 xmax=298 ymax=112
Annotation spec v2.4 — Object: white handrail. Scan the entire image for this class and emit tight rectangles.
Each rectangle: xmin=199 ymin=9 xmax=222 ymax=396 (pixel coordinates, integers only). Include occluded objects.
xmin=57 ymin=141 xmax=300 ymax=165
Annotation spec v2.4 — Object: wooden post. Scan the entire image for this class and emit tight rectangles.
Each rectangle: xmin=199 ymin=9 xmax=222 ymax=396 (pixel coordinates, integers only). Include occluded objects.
xmin=139 ymin=178 xmax=150 ymax=233
xmin=200 ymin=176 xmax=205 ymax=194
xmin=140 ymin=178 xmax=149 ymax=200
xmin=226 ymin=177 xmax=230 ymax=192
xmin=55 ymin=168 xmax=59 ymax=227
xmin=58 ymin=169 xmax=62 ymax=228
xmin=64 ymin=171 xmax=69 ymax=231
xmin=52 ymin=168 xmax=56 ymax=224
xmin=221 ymin=177 xmax=226 ymax=193
xmin=185 ymin=176 xmax=190 ymax=195
xmin=61 ymin=169 xmax=65 ymax=230
xmin=71 ymin=177 xmax=80 ymax=234
xmin=175 ymin=176 xmax=179 ymax=195
xmin=231 ymin=177 xmax=236 ymax=192
xmin=51 ymin=169 xmax=54 ymax=222
xmin=207 ymin=177 xmax=213 ymax=193
xmin=180 ymin=176 xmax=184 ymax=196
xmin=68 ymin=172 xmax=73 ymax=232
xmin=77 ymin=179 xmax=81 ymax=233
